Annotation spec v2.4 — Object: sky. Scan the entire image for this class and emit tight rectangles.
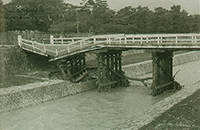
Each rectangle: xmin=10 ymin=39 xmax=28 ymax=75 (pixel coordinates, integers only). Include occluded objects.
xmin=2 ymin=0 xmax=200 ymax=14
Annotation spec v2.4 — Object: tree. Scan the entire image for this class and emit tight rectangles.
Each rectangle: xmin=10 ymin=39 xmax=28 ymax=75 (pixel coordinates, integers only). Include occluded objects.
xmin=5 ymin=0 xmax=65 ymax=32
xmin=188 ymin=14 xmax=200 ymax=33
xmin=0 ymin=0 xmax=5 ymax=32
xmin=114 ymin=6 xmax=136 ymax=25
xmin=153 ymin=7 xmax=173 ymax=33
xmin=89 ymin=2 xmax=115 ymax=34
xmin=170 ymin=5 xmax=190 ymax=33
xmin=130 ymin=6 xmax=154 ymax=34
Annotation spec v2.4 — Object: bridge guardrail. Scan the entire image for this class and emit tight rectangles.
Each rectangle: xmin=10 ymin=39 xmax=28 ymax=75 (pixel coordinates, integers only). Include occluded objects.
xmin=18 ymin=34 xmax=200 ymax=58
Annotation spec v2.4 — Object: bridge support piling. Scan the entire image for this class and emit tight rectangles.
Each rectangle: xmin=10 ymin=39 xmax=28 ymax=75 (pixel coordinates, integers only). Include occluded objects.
xmin=151 ymin=51 xmax=175 ymax=96
xmin=97 ymin=50 xmax=129 ymax=92
xmin=57 ymin=53 xmax=88 ymax=82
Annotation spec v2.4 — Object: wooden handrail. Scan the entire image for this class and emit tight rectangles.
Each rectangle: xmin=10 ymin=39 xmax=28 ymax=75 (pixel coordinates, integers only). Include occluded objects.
xmin=18 ymin=33 xmax=200 ymax=58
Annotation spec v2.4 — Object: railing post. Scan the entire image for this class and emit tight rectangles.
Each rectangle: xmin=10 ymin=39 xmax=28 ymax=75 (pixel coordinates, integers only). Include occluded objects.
xmin=119 ymin=38 xmax=122 ymax=44
xmin=61 ymin=36 xmax=63 ymax=44
xmin=146 ymin=37 xmax=149 ymax=43
xmin=195 ymin=35 xmax=197 ymax=43
xmin=107 ymin=37 xmax=111 ymax=44
xmin=80 ymin=41 xmax=83 ymax=48
xmin=50 ymin=35 xmax=54 ymax=44
xmin=67 ymin=46 xmax=70 ymax=52
xmin=94 ymin=37 xmax=96 ymax=45
xmin=191 ymin=36 xmax=194 ymax=43
xmin=141 ymin=36 xmax=143 ymax=44
xmin=18 ymin=35 xmax=22 ymax=47
xmin=132 ymin=36 xmax=135 ymax=43
xmin=160 ymin=37 xmax=163 ymax=43
xmin=157 ymin=37 xmax=160 ymax=44
xmin=176 ymin=36 xmax=178 ymax=44
xmin=55 ymin=49 xmax=58 ymax=56
xmin=125 ymin=37 xmax=127 ymax=44
xmin=43 ymin=44 xmax=46 ymax=53
xmin=33 ymin=41 xmax=36 ymax=51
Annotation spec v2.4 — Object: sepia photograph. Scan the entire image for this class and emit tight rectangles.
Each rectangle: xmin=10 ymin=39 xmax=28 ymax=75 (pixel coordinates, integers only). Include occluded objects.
xmin=0 ymin=0 xmax=200 ymax=129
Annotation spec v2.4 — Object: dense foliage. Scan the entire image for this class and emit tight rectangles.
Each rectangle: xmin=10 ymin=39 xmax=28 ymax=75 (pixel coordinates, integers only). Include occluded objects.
xmin=3 ymin=0 xmax=200 ymax=34
xmin=0 ymin=0 xmax=5 ymax=32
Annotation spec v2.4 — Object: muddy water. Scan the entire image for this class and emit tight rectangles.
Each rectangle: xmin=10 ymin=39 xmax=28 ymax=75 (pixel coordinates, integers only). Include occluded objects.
xmin=1 ymin=60 xmax=200 ymax=130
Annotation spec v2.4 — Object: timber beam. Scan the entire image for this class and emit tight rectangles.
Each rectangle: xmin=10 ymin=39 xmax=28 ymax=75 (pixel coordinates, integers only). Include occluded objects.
xmin=56 ymin=53 xmax=88 ymax=82
xmin=97 ymin=50 xmax=129 ymax=92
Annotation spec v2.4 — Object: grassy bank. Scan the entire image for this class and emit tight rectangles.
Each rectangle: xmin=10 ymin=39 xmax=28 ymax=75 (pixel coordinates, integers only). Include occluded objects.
xmin=0 ymin=46 xmax=31 ymax=75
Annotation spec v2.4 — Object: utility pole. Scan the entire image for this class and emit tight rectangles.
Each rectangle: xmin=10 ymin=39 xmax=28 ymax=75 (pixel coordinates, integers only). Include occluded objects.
xmin=75 ymin=8 xmax=81 ymax=34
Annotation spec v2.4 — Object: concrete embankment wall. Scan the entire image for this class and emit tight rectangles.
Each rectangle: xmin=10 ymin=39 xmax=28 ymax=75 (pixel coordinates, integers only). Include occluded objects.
xmin=123 ymin=51 xmax=200 ymax=77
xmin=1 ymin=51 xmax=200 ymax=113
xmin=0 ymin=80 xmax=97 ymax=113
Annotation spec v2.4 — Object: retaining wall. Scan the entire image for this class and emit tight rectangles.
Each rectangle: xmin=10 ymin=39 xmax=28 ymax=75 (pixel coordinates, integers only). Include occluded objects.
xmin=0 ymin=79 xmax=97 ymax=113
xmin=1 ymin=51 xmax=200 ymax=113
xmin=123 ymin=51 xmax=200 ymax=77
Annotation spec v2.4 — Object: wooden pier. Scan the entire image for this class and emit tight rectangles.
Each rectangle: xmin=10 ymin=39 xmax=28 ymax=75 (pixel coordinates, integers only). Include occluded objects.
xmin=18 ymin=33 xmax=200 ymax=95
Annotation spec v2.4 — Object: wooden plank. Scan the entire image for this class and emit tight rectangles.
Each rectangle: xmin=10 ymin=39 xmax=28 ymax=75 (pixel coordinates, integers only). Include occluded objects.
xmin=99 ymin=81 xmax=118 ymax=87
xmin=68 ymin=67 xmax=87 ymax=79
xmin=155 ymin=81 xmax=174 ymax=90
xmin=74 ymin=72 xmax=88 ymax=83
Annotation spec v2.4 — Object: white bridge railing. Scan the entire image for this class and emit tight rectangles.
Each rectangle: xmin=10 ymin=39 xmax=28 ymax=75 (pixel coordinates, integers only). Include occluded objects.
xmin=18 ymin=33 xmax=200 ymax=57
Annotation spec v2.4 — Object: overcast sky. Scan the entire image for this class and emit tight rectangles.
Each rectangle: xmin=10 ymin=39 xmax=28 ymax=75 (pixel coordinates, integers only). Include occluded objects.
xmin=3 ymin=0 xmax=200 ymax=14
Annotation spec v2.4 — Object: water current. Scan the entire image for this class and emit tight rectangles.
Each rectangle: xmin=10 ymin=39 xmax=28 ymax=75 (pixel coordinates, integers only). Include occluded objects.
xmin=1 ymin=60 xmax=200 ymax=130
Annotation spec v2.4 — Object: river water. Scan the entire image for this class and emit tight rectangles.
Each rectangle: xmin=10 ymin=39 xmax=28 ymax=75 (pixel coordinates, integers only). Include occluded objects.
xmin=1 ymin=60 xmax=200 ymax=130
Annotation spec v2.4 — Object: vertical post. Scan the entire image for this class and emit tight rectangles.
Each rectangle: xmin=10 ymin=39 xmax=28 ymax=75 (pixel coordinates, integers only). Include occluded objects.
xmin=146 ymin=37 xmax=149 ymax=43
xmin=111 ymin=54 xmax=114 ymax=87
xmin=76 ymin=10 xmax=79 ymax=34
xmin=176 ymin=36 xmax=178 ymax=44
xmin=97 ymin=54 xmax=102 ymax=91
xmin=83 ymin=54 xmax=86 ymax=66
xmin=94 ymin=37 xmax=96 ymax=45
xmin=141 ymin=36 xmax=143 ymax=44
xmin=160 ymin=37 xmax=163 ymax=43
xmin=55 ymin=49 xmax=58 ymax=56
xmin=194 ymin=35 xmax=197 ymax=44
xmin=18 ymin=35 xmax=22 ymax=47
xmin=67 ymin=45 xmax=70 ymax=52
xmin=125 ymin=37 xmax=127 ymax=44
xmin=151 ymin=51 xmax=174 ymax=96
xmin=61 ymin=36 xmax=63 ymax=44
xmin=157 ymin=37 xmax=160 ymax=44
xmin=72 ymin=38 xmax=75 ymax=44
xmin=80 ymin=41 xmax=83 ymax=48
xmin=50 ymin=35 xmax=54 ymax=45
xmin=43 ymin=42 xmax=46 ymax=53
xmin=107 ymin=37 xmax=111 ymax=44
xmin=32 ymin=41 xmax=36 ymax=51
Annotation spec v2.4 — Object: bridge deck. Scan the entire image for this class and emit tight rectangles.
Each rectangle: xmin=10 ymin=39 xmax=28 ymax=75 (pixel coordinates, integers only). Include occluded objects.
xmin=18 ymin=34 xmax=200 ymax=61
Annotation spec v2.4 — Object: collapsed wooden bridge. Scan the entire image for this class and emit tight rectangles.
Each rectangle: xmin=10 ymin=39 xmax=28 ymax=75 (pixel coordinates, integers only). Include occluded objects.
xmin=18 ymin=33 xmax=200 ymax=95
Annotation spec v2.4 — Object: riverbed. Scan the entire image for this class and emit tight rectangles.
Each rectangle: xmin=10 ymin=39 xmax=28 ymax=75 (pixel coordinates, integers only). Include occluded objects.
xmin=1 ymin=60 xmax=200 ymax=130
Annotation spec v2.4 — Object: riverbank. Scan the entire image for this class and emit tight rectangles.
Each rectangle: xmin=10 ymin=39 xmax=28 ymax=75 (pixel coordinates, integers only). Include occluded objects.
xmin=139 ymin=85 xmax=200 ymax=130
xmin=114 ymin=74 xmax=200 ymax=129
xmin=0 ymin=51 xmax=200 ymax=113
xmin=1 ymin=58 xmax=200 ymax=130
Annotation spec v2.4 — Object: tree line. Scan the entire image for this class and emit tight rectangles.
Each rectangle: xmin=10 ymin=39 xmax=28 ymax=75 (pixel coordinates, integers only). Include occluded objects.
xmin=1 ymin=0 xmax=200 ymax=34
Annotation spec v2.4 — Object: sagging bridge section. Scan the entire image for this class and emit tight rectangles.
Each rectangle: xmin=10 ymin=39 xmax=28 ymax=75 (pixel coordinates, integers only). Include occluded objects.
xmin=18 ymin=34 xmax=200 ymax=95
